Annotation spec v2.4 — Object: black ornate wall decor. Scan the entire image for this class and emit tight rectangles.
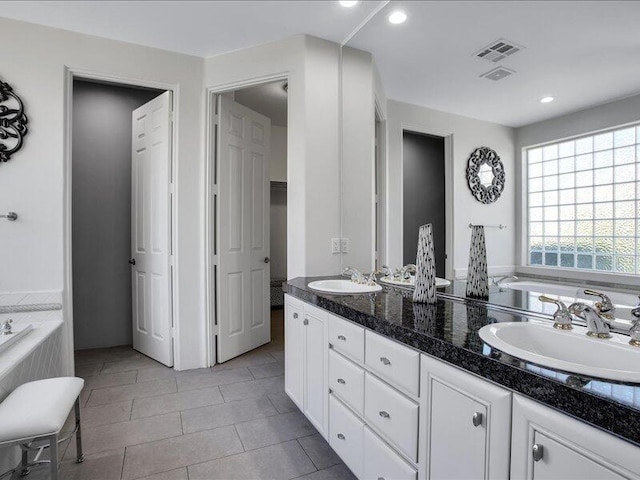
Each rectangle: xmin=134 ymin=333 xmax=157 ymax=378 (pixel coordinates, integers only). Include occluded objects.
xmin=0 ymin=79 xmax=29 ymax=162
xmin=466 ymin=146 xmax=505 ymax=204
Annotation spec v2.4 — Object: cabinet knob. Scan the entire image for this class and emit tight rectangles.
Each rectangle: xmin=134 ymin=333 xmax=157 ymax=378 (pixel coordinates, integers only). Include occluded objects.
xmin=337 ymin=378 xmax=346 ymax=385
xmin=337 ymin=335 xmax=346 ymax=341
xmin=337 ymin=433 xmax=345 ymax=440
xmin=472 ymin=411 xmax=483 ymax=427
xmin=293 ymin=313 xmax=298 ymax=319
xmin=378 ymin=478 xmax=385 ymax=480
xmin=380 ymin=357 xmax=391 ymax=366
xmin=532 ymin=444 xmax=544 ymax=462
xmin=303 ymin=318 xmax=309 ymax=326
xmin=379 ymin=410 xmax=390 ymax=419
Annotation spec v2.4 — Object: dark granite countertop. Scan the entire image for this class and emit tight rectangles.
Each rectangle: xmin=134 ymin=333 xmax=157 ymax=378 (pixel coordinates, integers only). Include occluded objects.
xmin=284 ymin=276 xmax=640 ymax=447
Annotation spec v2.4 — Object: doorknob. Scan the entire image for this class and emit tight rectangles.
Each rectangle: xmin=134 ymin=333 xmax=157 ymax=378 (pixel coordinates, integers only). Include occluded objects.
xmin=264 ymin=257 xmax=270 ymax=263
xmin=128 ymin=258 xmax=136 ymax=266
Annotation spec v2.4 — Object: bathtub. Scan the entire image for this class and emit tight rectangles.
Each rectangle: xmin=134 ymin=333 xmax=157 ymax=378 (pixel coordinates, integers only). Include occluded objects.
xmin=500 ymin=280 xmax=638 ymax=325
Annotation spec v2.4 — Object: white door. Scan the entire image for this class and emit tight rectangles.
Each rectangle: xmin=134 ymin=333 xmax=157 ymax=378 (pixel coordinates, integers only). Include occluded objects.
xmin=284 ymin=296 xmax=304 ymax=409
xmin=304 ymin=307 xmax=328 ymax=438
xmin=131 ymin=91 xmax=173 ymax=367
xmin=217 ymin=94 xmax=271 ymax=363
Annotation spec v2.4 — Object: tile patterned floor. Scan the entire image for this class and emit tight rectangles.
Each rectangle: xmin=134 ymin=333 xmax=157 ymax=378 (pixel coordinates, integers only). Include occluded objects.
xmin=19 ymin=311 xmax=356 ymax=480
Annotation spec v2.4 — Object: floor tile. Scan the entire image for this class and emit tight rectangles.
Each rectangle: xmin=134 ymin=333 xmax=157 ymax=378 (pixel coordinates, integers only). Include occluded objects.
xmin=81 ymin=400 xmax=132 ymax=428
xmin=87 ymin=379 xmax=177 ymax=406
xmin=75 ymin=363 xmax=103 ymax=377
xmin=176 ymin=367 xmax=254 ymax=392
xmin=187 ymin=440 xmax=316 ymax=480
xmin=211 ymin=350 xmax=278 ymax=372
xmin=295 ymin=464 xmax=357 ymax=480
xmin=268 ymin=391 xmax=298 ymax=413
xmin=235 ymin=411 xmax=316 ymax=450
xmin=249 ymin=361 xmax=284 ymax=379
xmin=75 ymin=346 xmax=141 ymax=366
xmin=271 ymin=350 xmax=285 ymax=362
xmin=101 ymin=355 xmax=163 ymax=374
xmin=219 ymin=375 xmax=284 ymax=402
xmin=181 ymin=396 xmax=278 ymax=434
xmin=137 ymin=468 xmax=189 ymax=480
xmin=58 ymin=448 xmax=125 ymax=480
xmin=64 ymin=412 xmax=182 ymax=458
xmin=136 ymin=365 xmax=210 ymax=383
xmin=83 ymin=370 xmax=138 ymax=390
xmin=298 ymin=434 xmax=341 ymax=470
xmin=131 ymin=386 xmax=224 ymax=419
xmin=121 ymin=425 xmax=243 ymax=480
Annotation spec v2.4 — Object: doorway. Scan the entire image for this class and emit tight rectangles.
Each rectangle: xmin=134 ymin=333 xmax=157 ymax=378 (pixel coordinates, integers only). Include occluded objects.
xmin=209 ymin=79 xmax=288 ymax=365
xmin=70 ymin=78 xmax=174 ymax=367
xmin=403 ymin=130 xmax=446 ymax=277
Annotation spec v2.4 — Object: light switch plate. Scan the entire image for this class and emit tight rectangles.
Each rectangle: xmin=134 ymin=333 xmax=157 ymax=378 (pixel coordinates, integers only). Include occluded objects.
xmin=341 ymin=238 xmax=350 ymax=253
xmin=331 ymin=238 xmax=341 ymax=254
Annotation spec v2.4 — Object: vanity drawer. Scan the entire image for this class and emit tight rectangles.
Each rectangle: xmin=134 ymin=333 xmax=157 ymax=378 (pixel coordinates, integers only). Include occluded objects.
xmin=363 ymin=426 xmax=417 ymax=480
xmin=329 ymin=349 xmax=365 ymax=415
xmin=329 ymin=394 xmax=363 ymax=479
xmin=329 ymin=314 xmax=365 ymax=363
xmin=364 ymin=373 xmax=419 ymax=462
xmin=365 ymin=331 xmax=420 ymax=396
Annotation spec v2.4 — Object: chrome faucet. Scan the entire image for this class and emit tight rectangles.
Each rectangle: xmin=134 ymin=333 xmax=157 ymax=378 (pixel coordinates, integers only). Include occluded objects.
xmin=492 ymin=275 xmax=518 ymax=286
xmin=629 ymin=296 xmax=640 ymax=347
xmin=0 ymin=319 xmax=13 ymax=335
xmin=568 ymin=302 xmax=612 ymax=338
xmin=377 ymin=265 xmax=393 ymax=278
xmin=342 ymin=267 xmax=377 ymax=287
xmin=539 ymin=296 xmax=573 ymax=330
xmin=584 ymin=289 xmax=615 ymax=321
xmin=399 ymin=264 xmax=416 ymax=280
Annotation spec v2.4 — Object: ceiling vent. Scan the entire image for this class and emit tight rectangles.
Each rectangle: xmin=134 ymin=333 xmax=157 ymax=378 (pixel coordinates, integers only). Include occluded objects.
xmin=475 ymin=38 xmax=523 ymax=63
xmin=480 ymin=66 xmax=515 ymax=81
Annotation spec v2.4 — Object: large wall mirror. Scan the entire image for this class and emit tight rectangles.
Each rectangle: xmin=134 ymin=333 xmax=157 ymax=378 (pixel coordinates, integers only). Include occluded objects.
xmin=339 ymin=1 xmax=637 ymax=282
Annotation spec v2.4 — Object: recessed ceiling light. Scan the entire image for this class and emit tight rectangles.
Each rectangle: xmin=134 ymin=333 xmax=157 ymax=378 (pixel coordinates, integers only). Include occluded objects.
xmin=339 ymin=1 xmax=358 ymax=7
xmin=540 ymin=96 xmax=555 ymax=103
xmin=388 ymin=10 xmax=407 ymax=24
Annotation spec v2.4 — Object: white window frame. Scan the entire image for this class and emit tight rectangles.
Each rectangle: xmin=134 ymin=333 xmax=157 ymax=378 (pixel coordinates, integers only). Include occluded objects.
xmin=518 ymin=121 xmax=640 ymax=287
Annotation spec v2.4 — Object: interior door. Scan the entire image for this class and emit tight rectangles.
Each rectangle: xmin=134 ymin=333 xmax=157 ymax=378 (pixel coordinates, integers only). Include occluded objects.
xmin=217 ymin=94 xmax=271 ymax=363
xmin=131 ymin=91 xmax=173 ymax=367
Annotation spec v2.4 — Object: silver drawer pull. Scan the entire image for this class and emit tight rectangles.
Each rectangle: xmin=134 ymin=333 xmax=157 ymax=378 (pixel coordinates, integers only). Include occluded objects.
xmin=379 ymin=410 xmax=390 ymax=419
xmin=293 ymin=313 xmax=298 ymax=319
xmin=337 ymin=335 xmax=346 ymax=341
xmin=337 ymin=433 xmax=345 ymax=440
xmin=378 ymin=478 xmax=385 ymax=480
xmin=532 ymin=444 xmax=544 ymax=462
xmin=303 ymin=318 xmax=309 ymax=326
xmin=337 ymin=378 xmax=346 ymax=385
xmin=380 ymin=357 xmax=391 ymax=366
xmin=472 ymin=412 xmax=483 ymax=427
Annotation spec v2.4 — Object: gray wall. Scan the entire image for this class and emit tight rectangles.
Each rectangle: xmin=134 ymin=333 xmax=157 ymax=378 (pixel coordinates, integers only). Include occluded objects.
xmin=72 ymin=80 xmax=162 ymax=350
xmin=270 ymin=184 xmax=287 ymax=281
xmin=403 ymin=131 xmax=446 ymax=277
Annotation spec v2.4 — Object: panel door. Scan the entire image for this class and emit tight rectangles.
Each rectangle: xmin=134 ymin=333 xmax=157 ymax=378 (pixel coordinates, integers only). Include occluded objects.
xmin=284 ymin=296 xmax=303 ymax=409
xmin=217 ymin=94 xmax=271 ymax=363
xmin=131 ymin=91 xmax=173 ymax=366
xmin=304 ymin=307 xmax=329 ymax=438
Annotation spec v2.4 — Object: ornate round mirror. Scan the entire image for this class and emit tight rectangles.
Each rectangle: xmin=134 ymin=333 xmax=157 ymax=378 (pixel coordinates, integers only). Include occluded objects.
xmin=0 ymin=79 xmax=29 ymax=163
xmin=466 ymin=146 xmax=505 ymax=204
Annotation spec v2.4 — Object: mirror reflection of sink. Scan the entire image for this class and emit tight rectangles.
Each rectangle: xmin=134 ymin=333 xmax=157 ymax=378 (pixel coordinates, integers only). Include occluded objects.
xmin=308 ymin=279 xmax=382 ymax=294
xmin=379 ymin=276 xmax=451 ymax=288
xmin=479 ymin=321 xmax=640 ymax=383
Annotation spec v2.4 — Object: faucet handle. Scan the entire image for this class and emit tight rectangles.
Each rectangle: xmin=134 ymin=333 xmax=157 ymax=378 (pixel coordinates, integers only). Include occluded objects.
xmin=1 ymin=319 xmax=13 ymax=335
xmin=584 ymin=289 xmax=615 ymax=318
xmin=539 ymin=296 xmax=573 ymax=330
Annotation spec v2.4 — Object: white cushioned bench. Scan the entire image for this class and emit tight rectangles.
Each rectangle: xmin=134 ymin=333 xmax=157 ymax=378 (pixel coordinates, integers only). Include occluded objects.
xmin=0 ymin=377 xmax=84 ymax=479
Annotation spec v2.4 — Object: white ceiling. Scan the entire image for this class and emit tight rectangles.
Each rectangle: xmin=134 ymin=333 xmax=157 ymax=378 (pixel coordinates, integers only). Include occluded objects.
xmin=2 ymin=1 xmax=640 ymax=127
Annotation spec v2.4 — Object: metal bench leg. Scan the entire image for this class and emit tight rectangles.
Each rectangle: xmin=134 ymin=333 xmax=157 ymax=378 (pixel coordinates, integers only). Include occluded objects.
xmin=20 ymin=447 xmax=30 ymax=476
xmin=49 ymin=435 xmax=58 ymax=480
xmin=74 ymin=398 xmax=84 ymax=463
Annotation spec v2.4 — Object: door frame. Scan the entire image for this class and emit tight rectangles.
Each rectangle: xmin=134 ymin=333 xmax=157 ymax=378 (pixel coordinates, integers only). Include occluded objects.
xmin=63 ymin=67 xmax=178 ymax=374
xmin=399 ymin=124 xmax=455 ymax=280
xmin=205 ymin=72 xmax=289 ymax=367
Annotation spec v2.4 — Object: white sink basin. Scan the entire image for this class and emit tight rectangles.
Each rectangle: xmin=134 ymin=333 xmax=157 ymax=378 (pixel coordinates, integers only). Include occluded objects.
xmin=379 ymin=276 xmax=451 ymax=288
xmin=308 ymin=279 xmax=382 ymax=294
xmin=479 ymin=321 xmax=640 ymax=383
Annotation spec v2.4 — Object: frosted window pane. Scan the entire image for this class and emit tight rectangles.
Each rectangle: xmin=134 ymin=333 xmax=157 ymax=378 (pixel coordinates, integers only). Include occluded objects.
xmin=527 ymin=123 xmax=640 ymax=274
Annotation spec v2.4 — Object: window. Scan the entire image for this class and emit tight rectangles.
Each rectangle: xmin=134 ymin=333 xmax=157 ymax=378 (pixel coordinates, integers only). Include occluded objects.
xmin=526 ymin=124 xmax=640 ymax=274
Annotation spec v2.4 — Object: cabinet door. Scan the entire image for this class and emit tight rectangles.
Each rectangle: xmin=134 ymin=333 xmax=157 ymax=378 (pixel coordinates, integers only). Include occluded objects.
xmin=304 ymin=305 xmax=329 ymax=438
xmin=284 ymin=295 xmax=304 ymax=409
xmin=511 ymin=395 xmax=640 ymax=480
xmin=419 ymin=354 xmax=511 ymax=480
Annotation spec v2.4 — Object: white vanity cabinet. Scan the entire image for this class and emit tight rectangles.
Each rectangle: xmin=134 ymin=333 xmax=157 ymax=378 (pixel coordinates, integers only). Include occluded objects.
xmin=511 ymin=395 xmax=640 ymax=480
xmin=419 ymin=354 xmax=512 ymax=480
xmin=284 ymin=295 xmax=329 ymax=438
